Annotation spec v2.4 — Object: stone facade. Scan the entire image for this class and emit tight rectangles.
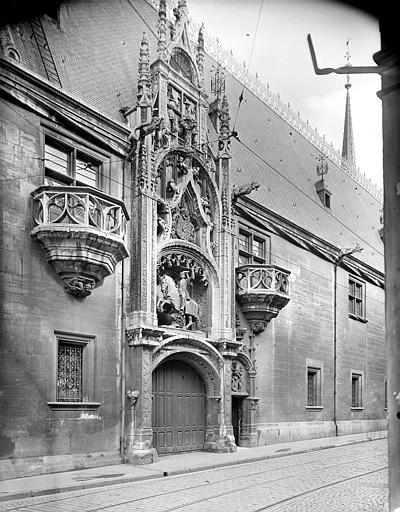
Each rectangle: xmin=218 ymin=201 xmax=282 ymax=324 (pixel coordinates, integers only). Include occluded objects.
xmin=0 ymin=0 xmax=386 ymax=479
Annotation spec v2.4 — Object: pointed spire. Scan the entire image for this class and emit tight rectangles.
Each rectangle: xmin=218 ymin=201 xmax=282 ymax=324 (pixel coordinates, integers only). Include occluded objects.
xmin=137 ymin=32 xmax=151 ymax=106
xmin=341 ymin=38 xmax=355 ymax=166
xmin=157 ymin=0 xmax=167 ymax=61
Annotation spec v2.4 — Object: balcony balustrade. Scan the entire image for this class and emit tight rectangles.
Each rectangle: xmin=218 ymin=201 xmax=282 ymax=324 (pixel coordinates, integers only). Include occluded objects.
xmin=236 ymin=264 xmax=290 ymax=333
xmin=31 ymin=185 xmax=129 ymax=296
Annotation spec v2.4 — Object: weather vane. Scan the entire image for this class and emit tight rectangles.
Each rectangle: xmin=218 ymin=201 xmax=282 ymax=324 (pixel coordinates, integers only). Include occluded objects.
xmin=344 ymin=37 xmax=352 ymax=88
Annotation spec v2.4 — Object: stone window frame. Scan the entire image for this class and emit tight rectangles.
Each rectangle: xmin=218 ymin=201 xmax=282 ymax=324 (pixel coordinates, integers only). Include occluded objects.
xmin=348 ymin=275 xmax=367 ymax=322
xmin=238 ymin=224 xmax=271 ymax=265
xmin=42 ymin=127 xmax=109 ymax=191
xmin=306 ymin=364 xmax=323 ymax=409
xmin=47 ymin=331 xmax=100 ymax=410
xmin=351 ymin=371 xmax=364 ymax=410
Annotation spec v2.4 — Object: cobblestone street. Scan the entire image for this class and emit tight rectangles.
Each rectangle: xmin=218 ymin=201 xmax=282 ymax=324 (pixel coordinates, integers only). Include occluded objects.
xmin=0 ymin=439 xmax=387 ymax=511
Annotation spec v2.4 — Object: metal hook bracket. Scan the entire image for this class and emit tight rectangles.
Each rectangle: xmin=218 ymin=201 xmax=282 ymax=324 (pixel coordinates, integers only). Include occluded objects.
xmin=307 ymin=34 xmax=378 ymax=76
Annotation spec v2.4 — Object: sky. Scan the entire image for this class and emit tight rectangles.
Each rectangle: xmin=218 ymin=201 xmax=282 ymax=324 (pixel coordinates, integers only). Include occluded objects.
xmin=188 ymin=0 xmax=383 ymax=188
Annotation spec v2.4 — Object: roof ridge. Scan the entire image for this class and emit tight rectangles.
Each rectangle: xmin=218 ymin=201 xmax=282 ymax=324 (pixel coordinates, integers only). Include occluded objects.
xmin=144 ymin=0 xmax=382 ymax=203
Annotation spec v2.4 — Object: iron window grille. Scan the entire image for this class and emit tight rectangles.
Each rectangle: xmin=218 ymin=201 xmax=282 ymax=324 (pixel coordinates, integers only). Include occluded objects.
xmin=238 ymin=228 xmax=270 ymax=265
xmin=54 ymin=332 xmax=95 ymax=404
xmin=307 ymin=367 xmax=321 ymax=406
xmin=57 ymin=342 xmax=83 ymax=402
xmin=351 ymin=373 xmax=363 ymax=408
xmin=44 ymin=135 xmax=103 ymax=189
xmin=348 ymin=276 xmax=366 ymax=321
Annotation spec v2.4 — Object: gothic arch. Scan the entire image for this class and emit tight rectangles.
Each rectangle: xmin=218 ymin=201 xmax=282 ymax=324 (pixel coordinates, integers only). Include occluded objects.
xmin=158 ymin=240 xmax=220 ymax=286
xmin=170 ymin=47 xmax=198 ymax=86
xmin=152 ymin=335 xmax=223 ymax=396
xmin=232 ymin=352 xmax=255 ymax=396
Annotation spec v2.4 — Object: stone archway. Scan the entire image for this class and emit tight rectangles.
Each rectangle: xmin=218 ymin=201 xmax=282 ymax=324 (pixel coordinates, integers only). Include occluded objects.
xmin=231 ymin=353 xmax=259 ymax=447
xmin=152 ymin=336 xmax=234 ymax=453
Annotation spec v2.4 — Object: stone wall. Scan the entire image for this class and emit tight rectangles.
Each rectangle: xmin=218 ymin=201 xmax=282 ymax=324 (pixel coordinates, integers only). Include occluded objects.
xmin=0 ymin=101 xmax=124 ymax=478
xmin=237 ymin=232 xmax=386 ymax=444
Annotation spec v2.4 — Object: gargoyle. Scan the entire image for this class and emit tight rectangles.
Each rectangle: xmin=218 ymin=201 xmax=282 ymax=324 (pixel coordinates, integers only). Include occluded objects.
xmin=126 ymin=117 xmax=163 ymax=160
xmin=232 ymin=181 xmax=260 ymax=202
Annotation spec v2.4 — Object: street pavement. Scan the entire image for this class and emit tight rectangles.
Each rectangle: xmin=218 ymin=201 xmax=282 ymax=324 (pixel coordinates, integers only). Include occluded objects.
xmin=0 ymin=431 xmax=388 ymax=511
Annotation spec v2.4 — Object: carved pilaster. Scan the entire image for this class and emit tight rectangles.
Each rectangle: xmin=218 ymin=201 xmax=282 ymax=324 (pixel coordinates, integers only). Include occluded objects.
xmin=124 ymin=337 xmax=160 ymax=464
xmin=222 ymin=356 xmax=236 ymax=449
xmin=215 ymin=94 xmax=235 ymax=340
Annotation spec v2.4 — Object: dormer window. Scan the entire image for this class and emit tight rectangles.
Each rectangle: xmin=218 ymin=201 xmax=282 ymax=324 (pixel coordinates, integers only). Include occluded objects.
xmin=315 ymin=179 xmax=331 ymax=209
xmin=315 ymin=154 xmax=331 ymax=208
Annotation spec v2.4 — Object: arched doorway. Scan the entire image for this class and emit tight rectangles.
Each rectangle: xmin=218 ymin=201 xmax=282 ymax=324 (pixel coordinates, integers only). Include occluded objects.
xmin=152 ymin=359 xmax=206 ymax=453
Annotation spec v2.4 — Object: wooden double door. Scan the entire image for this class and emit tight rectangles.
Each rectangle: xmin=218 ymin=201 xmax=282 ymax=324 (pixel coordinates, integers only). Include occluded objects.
xmin=152 ymin=360 xmax=206 ymax=453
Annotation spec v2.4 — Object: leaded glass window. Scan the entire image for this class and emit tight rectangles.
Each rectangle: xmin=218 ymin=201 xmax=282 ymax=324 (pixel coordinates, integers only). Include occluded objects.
xmin=348 ymin=277 xmax=365 ymax=320
xmin=238 ymin=227 xmax=269 ymax=265
xmin=44 ymin=135 xmax=103 ymax=189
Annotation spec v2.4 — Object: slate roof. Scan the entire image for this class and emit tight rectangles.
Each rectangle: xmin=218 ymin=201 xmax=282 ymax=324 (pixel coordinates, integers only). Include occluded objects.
xmin=4 ymin=0 xmax=384 ymax=272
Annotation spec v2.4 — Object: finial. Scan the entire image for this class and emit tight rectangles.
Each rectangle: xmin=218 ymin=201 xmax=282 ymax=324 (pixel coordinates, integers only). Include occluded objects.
xmin=344 ymin=37 xmax=352 ymax=89
xmin=138 ymin=32 xmax=150 ymax=83
xmin=157 ymin=0 xmax=167 ymax=61
xmin=218 ymin=94 xmax=231 ymax=155
xmin=211 ymin=65 xmax=225 ymax=99
xmin=137 ymin=32 xmax=151 ymax=105
xmin=220 ymin=95 xmax=230 ymax=133
xmin=197 ymin=23 xmax=205 ymax=87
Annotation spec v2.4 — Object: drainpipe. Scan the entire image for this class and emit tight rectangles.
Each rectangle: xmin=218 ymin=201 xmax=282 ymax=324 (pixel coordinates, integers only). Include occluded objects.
xmin=333 ymin=261 xmax=339 ymax=437
xmin=120 ymin=281 xmax=126 ymax=462
xmin=333 ymin=245 xmax=363 ymax=438
xmin=120 ymin=156 xmax=128 ymax=463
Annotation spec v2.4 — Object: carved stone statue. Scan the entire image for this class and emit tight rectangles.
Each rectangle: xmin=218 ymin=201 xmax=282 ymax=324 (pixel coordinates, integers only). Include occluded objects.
xmin=173 ymin=204 xmax=196 ymax=242
xmin=156 ymin=270 xmax=200 ymax=330
xmin=177 ymin=271 xmax=200 ymax=329
xmin=179 ymin=117 xmax=197 ymax=147
xmin=231 ymin=360 xmax=245 ymax=392
xmin=232 ymin=181 xmax=260 ymax=202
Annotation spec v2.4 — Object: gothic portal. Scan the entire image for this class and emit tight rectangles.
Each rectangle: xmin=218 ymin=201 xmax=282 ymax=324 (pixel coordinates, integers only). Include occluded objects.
xmin=123 ymin=0 xmax=255 ymax=462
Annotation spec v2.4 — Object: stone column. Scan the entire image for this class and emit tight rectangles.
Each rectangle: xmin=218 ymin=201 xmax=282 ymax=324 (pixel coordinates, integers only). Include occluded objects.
xmin=374 ymin=43 xmax=400 ymax=511
xmin=124 ymin=327 xmax=162 ymax=464
xmin=204 ymin=396 xmax=222 ymax=450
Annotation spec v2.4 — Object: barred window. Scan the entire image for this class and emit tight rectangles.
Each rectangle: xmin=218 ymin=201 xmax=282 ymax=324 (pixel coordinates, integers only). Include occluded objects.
xmin=54 ymin=332 xmax=95 ymax=404
xmin=307 ymin=367 xmax=321 ymax=406
xmin=57 ymin=342 xmax=83 ymax=402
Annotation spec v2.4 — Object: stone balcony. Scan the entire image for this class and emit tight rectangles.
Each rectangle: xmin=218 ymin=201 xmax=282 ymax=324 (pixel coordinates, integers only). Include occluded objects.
xmin=31 ymin=185 xmax=129 ymax=297
xmin=235 ymin=264 xmax=291 ymax=333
